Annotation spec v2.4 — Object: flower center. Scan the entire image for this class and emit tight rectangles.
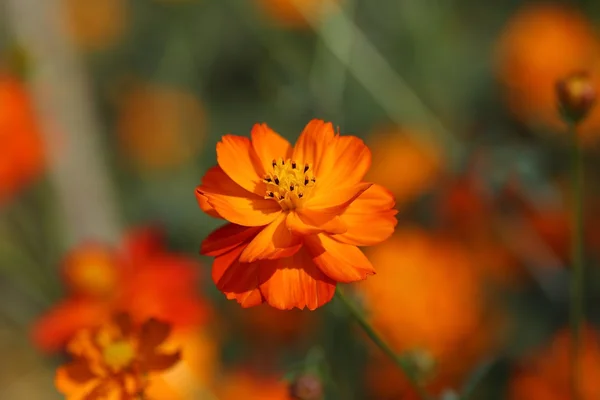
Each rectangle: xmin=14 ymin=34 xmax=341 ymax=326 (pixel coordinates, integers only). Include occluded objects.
xmin=263 ymin=158 xmax=316 ymax=211
xmin=102 ymin=340 xmax=135 ymax=371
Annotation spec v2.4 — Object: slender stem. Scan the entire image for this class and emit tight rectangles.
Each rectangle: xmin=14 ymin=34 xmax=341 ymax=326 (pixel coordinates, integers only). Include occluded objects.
xmin=334 ymin=287 xmax=432 ymax=400
xmin=569 ymin=125 xmax=584 ymax=400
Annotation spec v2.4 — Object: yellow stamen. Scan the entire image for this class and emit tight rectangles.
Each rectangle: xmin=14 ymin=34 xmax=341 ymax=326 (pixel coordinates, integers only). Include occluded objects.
xmin=102 ymin=340 xmax=135 ymax=371
xmin=264 ymin=158 xmax=316 ymax=210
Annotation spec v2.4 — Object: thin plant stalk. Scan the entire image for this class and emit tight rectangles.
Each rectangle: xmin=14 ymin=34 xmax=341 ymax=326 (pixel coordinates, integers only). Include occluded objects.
xmin=334 ymin=287 xmax=432 ymax=400
xmin=569 ymin=125 xmax=585 ymax=400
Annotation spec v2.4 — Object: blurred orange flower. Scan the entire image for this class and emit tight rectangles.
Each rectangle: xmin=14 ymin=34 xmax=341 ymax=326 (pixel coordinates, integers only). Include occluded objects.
xmin=359 ymin=229 xmax=495 ymax=398
xmin=509 ymin=326 xmax=600 ymax=399
xmin=196 ymin=119 xmax=397 ymax=310
xmin=117 ymin=83 xmax=207 ymax=171
xmin=32 ymin=227 xmax=208 ymax=352
xmin=366 ymin=127 xmax=443 ymax=210
xmin=145 ymin=328 xmax=219 ymax=399
xmin=63 ymin=0 xmax=128 ymax=51
xmin=56 ymin=313 xmax=180 ymax=399
xmin=255 ymin=0 xmax=339 ymax=28
xmin=495 ymin=3 xmax=600 ymax=141
xmin=216 ymin=369 xmax=289 ymax=400
xmin=0 ymin=72 xmax=44 ymax=201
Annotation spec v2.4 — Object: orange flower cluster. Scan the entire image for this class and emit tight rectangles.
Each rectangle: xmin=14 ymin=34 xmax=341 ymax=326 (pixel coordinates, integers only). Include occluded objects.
xmin=32 ymin=227 xmax=207 ymax=352
xmin=509 ymin=327 xmax=600 ymax=399
xmin=56 ymin=314 xmax=181 ymax=399
xmin=359 ymin=229 xmax=498 ymax=398
xmin=0 ymin=72 xmax=44 ymax=201
xmin=196 ymin=120 xmax=397 ymax=310
xmin=495 ymin=3 xmax=600 ymax=141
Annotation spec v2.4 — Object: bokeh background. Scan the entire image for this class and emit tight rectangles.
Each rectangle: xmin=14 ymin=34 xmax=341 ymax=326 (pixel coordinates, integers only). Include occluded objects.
xmin=2 ymin=0 xmax=600 ymax=398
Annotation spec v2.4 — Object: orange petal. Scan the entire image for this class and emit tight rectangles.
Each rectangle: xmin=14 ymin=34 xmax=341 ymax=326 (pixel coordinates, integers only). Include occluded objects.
xmin=333 ymin=184 xmax=398 ymax=246
xmin=292 ymin=119 xmax=336 ymax=171
xmin=240 ymin=213 xmax=302 ymax=262
xmin=251 ymin=123 xmax=293 ymax=173
xmin=144 ymin=350 xmax=181 ymax=372
xmin=31 ymin=299 xmax=110 ymax=353
xmin=305 ymin=234 xmax=375 ymax=283
xmin=217 ymin=135 xmax=265 ymax=194
xmin=258 ymin=249 xmax=336 ymax=310
xmin=305 ymin=182 xmax=372 ymax=212
xmin=317 ymin=135 xmax=372 ymax=188
xmin=139 ymin=318 xmax=172 ymax=355
xmin=286 ymin=209 xmax=347 ymax=235
xmin=195 ymin=188 xmax=221 ymax=218
xmin=55 ymin=366 xmax=101 ymax=398
xmin=199 ymin=166 xmax=282 ymax=226
xmin=212 ymin=244 xmax=265 ymax=308
xmin=201 ymin=223 xmax=262 ymax=257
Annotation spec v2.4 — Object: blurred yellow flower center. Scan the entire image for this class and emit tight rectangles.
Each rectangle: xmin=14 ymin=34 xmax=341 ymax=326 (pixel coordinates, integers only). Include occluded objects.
xmin=102 ymin=340 xmax=135 ymax=371
xmin=263 ymin=158 xmax=316 ymax=211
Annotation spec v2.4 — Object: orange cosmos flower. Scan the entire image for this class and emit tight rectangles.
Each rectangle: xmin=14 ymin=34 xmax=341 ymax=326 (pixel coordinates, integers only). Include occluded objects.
xmin=56 ymin=313 xmax=180 ymax=399
xmin=32 ymin=227 xmax=208 ymax=352
xmin=509 ymin=326 xmax=600 ymax=399
xmin=0 ymin=71 xmax=44 ymax=201
xmin=359 ymin=229 xmax=500 ymax=398
xmin=196 ymin=119 xmax=397 ymax=310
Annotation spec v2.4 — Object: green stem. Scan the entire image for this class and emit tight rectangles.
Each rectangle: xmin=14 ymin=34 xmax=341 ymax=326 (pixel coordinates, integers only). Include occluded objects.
xmin=334 ymin=287 xmax=432 ymax=400
xmin=569 ymin=125 xmax=584 ymax=400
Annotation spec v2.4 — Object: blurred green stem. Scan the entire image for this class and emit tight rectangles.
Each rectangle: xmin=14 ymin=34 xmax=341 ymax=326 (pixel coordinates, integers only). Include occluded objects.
xmin=569 ymin=125 xmax=584 ymax=400
xmin=334 ymin=287 xmax=432 ymax=400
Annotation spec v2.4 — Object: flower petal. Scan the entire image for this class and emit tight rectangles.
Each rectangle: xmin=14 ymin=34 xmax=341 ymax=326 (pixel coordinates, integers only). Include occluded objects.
xmin=251 ymin=123 xmax=293 ymax=173
xmin=217 ymin=135 xmax=265 ymax=194
xmin=195 ymin=189 xmax=221 ymax=218
xmin=305 ymin=234 xmax=375 ymax=283
xmin=333 ymin=184 xmax=398 ymax=246
xmin=144 ymin=351 xmax=181 ymax=372
xmin=305 ymin=182 xmax=372 ymax=212
xmin=292 ymin=119 xmax=336 ymax=172
xmin=201 ymin=223 xmax=262 ymax=257
xmin=258 ymin=248 xmax=336 ymax=310
xmin=240 ymin=213 xmax=302 ymax=262
xmin=212 ymin=244 xmax=265 ymax=308
xmin=139 ymin=318 xmax=172 ymax=356
xmin=317 ymin=135 xmax=372 ymax=188
xmin=198 ymin=166 xmax=282 ymax=226
xmin=286 ymin=209 xmax=347 ymax=235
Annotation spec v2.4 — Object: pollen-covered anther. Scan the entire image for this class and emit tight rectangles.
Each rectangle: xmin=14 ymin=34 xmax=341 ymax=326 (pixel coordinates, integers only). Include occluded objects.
xmin=263 ymin=158 xmax=316 ymax=210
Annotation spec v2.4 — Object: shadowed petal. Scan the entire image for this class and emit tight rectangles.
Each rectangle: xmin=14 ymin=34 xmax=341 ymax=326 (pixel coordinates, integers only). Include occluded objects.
xmin=212 ymin=244 xmax=265 ymax=308
xmin=333 ymin=184 xmax=398 ymax=246
xmin=240 ymin=213 xmax=302 ymax=262
xmin=305 ymin=234 xmax=375 ymax=283
xmin=251 ymin=123 xmax=293 ymax=173
xmin=258 ymin=249 xmax=336 ymax=310
xmin=201 ymin=223 xmax=262 ymax=257
xmin=144 ymin=351 xmax=181 ymax=372
xmin=217 ymin=135 xmax=265 ymax=194
xmin=138 ymin=319 xmax=171 ymax=356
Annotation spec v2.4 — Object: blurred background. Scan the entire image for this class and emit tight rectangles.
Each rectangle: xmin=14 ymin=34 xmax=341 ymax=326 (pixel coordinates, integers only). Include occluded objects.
xmin=2 ymin=0 xmax=600 ymax=398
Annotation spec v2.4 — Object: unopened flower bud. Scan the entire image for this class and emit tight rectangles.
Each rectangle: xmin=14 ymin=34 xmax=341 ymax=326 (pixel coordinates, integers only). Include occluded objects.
xmin=289 ymin=373 xmax=323 ymax=400
xmin=556 ymin=71 xmax=596 ymax=124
